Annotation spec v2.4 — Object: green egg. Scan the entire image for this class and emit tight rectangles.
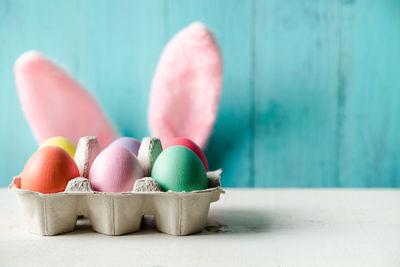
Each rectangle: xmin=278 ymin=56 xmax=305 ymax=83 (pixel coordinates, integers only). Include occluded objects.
xmin=151 ymin=146 xmax=208 ymax=192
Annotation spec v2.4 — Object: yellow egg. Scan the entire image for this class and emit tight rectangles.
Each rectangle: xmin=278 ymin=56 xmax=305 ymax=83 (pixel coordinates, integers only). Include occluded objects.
xmin=40 ymin=136 xmax=76 ymax=158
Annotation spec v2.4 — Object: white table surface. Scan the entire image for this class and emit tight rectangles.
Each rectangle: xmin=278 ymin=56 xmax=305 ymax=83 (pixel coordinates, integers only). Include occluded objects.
xmin=1 ymin=188 xmax=399 ymax=267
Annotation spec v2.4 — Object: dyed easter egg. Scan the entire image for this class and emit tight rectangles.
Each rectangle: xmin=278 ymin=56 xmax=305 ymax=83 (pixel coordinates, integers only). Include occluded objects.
xmin=21 ymin=146 xmax=79 ymax=194
xmin=109 ymin=137 xmax=141 ymax=156
xmin=152 ymin=146 xmax=208 ymax=192
xmin=164 ymin=137 xmax=208 ymax=171
xmin=40 ymin=136 xmax=76 ymax=158
xmin=89 ymin=146 xmax=144 ymax=192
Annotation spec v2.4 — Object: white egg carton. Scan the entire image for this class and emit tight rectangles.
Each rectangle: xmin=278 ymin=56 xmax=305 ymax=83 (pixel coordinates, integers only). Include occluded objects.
xmin=9 ymin=137 xmax=224 ymax=236
xmin=9 ymin=173 xmax=223 ymax=236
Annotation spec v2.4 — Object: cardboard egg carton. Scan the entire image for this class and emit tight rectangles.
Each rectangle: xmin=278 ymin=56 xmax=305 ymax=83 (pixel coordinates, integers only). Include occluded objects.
xmin=9 ymin=137 xmax=224 ymax=236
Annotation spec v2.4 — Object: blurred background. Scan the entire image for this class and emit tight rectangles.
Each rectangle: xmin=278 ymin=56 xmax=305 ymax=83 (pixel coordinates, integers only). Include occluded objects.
xmin=0 ymin=0 xmax=399 ymax=187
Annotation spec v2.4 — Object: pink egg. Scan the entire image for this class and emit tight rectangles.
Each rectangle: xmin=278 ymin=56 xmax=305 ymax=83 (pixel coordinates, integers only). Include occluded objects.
xmin=89 ymin=146 xmax=144 ymax=192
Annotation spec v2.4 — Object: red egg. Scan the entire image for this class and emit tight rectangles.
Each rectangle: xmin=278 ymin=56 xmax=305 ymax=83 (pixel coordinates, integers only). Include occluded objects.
xmin=164 ymin=137 xmax=208 ymax=171
xmin=21 ymin=146 xmax=79 ymax=194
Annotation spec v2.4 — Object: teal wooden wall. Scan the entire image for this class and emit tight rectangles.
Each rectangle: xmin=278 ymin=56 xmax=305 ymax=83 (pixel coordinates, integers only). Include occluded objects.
xmin=1 ymin=0 xmax=399 ymax=187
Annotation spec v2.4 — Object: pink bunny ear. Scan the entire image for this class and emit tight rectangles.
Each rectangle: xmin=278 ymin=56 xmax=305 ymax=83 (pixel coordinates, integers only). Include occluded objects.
xmin=149 ymin=22 xmax=223 ymax=149
xmin=15 ymin=51 xmax=117 ymax=148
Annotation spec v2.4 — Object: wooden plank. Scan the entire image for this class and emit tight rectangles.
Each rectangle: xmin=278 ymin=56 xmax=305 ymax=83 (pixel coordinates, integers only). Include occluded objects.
xmin=254 ymin=0 xmax=341 ymax=186
xmin=338 ymin=1 xmax=400 ymax=186
xmin=166 ymin=0 xmax=254 ymax=187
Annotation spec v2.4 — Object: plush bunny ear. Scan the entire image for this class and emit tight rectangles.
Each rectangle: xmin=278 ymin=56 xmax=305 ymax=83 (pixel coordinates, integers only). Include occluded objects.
xmin=14 ymin=51 xmax=117 ymax=148
xmin=149 ymin=22 xmax=223 ymax=149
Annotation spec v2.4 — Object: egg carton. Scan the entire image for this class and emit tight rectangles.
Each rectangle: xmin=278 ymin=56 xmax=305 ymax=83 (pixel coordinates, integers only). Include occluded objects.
xmin=9 ymin=136 xmax=224 ymax=236
xmin=9 ymin=171 xmax=223 ymax=236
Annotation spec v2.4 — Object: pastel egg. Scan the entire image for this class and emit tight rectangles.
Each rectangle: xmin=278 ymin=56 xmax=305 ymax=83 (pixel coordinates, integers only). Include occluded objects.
xmin=164 ymin=137 xmax=208 ymax=171
xmin=152 ymin=146 xmax=208 ymax=192
xmin=40 ymin=136 xmax=76 ymax=158
xmin=109 ymin=137 xmax=141 ymax=156
xmin=21 ymin=146 xmax=79 ymax=194
xmin=89 ymin=145 xmax=144 ymax=192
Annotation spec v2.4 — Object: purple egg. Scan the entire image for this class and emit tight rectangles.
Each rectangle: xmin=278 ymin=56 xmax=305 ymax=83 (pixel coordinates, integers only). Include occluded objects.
xmin=109 ymin=137 xmax=141 ymax=156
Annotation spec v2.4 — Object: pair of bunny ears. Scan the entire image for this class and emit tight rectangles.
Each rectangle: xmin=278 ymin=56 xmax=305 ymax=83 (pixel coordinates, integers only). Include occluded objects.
xmin=15 ymin=23 xmax=223 ymax=149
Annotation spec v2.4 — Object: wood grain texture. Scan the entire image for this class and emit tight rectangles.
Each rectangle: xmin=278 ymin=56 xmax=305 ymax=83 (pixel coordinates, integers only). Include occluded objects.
xmin=0 ymin=0 xmax=400 ymax=187
xmin=338 ymin=1 xmax=400 ymax=187
xmin=254 ymin=0 xmax=340 ymax=187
